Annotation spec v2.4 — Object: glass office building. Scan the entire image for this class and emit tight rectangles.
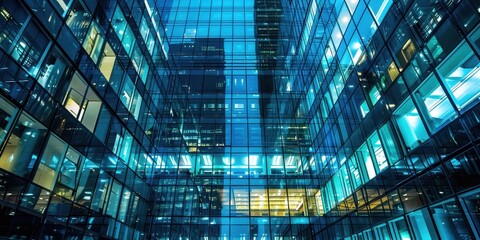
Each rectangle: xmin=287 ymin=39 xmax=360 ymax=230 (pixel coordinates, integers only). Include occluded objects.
xmin=0 ymin=0 xmax=480 ymax=239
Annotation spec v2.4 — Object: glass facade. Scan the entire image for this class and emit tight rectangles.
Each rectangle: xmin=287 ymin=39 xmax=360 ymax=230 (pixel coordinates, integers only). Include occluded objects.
xmin=0 ymin=0 xmax=479 ymax=239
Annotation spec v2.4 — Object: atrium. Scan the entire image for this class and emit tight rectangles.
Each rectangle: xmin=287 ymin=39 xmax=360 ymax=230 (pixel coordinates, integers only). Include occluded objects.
xmin=0 ymin=0 xmax=479 ymax=239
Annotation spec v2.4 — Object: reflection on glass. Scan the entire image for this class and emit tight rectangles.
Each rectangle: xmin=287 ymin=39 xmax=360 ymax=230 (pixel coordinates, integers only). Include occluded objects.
xmin=414 ymin=74 xmax=457 ymax=132
xmin=38 ymin=48 xmax=69 ymax=95
xmin=66 ymin=0 xmax=91 ymax=42
xmin=431 ymin=199 xmax=472 ymax=239
xmin=0 ymin=97 xmax=18 ymax=146
xmin=408 ymin=208 xmax=438 ymax=240
xmin=438 ymin=42 xmax=480 ymax=111
xmin=389 ymin=217 xmax=411 ymax=240
xmin=393 ymin=98 xmax=429 ymax=151
xmin=460 ymin=190 xmax=480 ymax=239
xmin=33 ymin=134 xmax=68 ymax=190
xmin=63 ymin=72 xmax=101 ymax=132
xmin=0 ymin=113 xmax=47 ymax=177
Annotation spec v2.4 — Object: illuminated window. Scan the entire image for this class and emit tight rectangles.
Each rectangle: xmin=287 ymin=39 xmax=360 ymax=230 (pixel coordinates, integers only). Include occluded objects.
xmin=33 ymin=134 xmax=68 ymax=190
xmin=66 ymin=0 xmax=91 ymax=42
xmin=38 ymin=48 xmax=70 ymax=95
xmin=98 ymin=42 xmax=116 ymax=81
xmin=0 ymin=112 xmax=47 ymax=177
xmin=83 ymin=22 xmax=104 ymax=64
xmin=367 ymin=132 xmax=388 ymax=172
xmin=0 ymin=1 xmax=28 ymax=52
xmin=413 ymin=74 xmax=457 ymax=132
xmin=393 ymin=98 xmax=429 ymax=151
xmin=63 ymin=72 xmax=102 ymax=132
xmin=437 ymin=41 xmax=480 ymax=112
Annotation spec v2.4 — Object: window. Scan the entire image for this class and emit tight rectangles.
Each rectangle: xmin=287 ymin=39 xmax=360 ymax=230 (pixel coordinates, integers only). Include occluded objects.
xmin=74 ymin=158 xmax=99 ymax=207
xmin=90 ymin=170 xmax=110 ymax=212
xmin=55 ymin=147 xmax=82 ymax=199
xmin=368 ymin=85 xmax=381 ymax=106
xmin=0 ymin=112 xmax=47 ymax=178
xmin=112 ymin=6 xmax=135 ymax=55
xmin=413 ymin=74 xmax=457 ymax=132
xmin=443 ymin=149 xmax=480 ymax=192
xmin=378 ymin=121 xmax=403 ymax=165
xmin=11 ymin=22 xmax=50 ymax=75
xmin=407 ymin=208 xmax=438 ymax=239
xmin=367 ymin=132 xmax=388 ymax=172
xmin=83 ymin=22 xmax=104 ymax=64
xmin=37 ymin=48 xmax=70 ymax=95
xmin=469 ymin=25 xmax=480 ymax=53
xmin=358 ymin=10 xmax=376 ymax=46
xmin=63 ymin=72 xmax=102 ymax=132
xmin=347 ymin=156 xmax=363 ymax=190
xmin=373 ymin=223 xmax=391 ymax=240
xmin=430 ymin=199 xmax=472 ymax=239
xmin=50 ymin=0 xmax=72 ymax=16
xmin=369 ymin=0 xmax=393 ymax=26
xmin=393 ymin=98 xmax=429 ymax=151
xmin=119 ymin=74 xmax=143 ymax=119
xmin=117 ymin=188 xmax=131 ymax=222
xmin=452 ymin=0 xmax=480 ymax=34
xmin=389 ymin=23 xmax=417 ymax=70
xmin=426 ymin=19 xmax=463 ymax=64
xmin=459 ymin=189 xmax=480 ymax=238
xmin=98 ymin=42 xmax=116 ymax=81
xmin=114 ymin=129 xmax=133 ymax=163
xmin=404 ymin=1 xmax=445 ymax=40
xmin=437 ymin=41 xmax=480 ymax=111
xmin=389 ymin=217 xmax=411 ymax=240
xmin=0 ymin=97 xmax=18 ymax=146
xmin=360 ymin=100 xmax=370 ymax=118
xmin=25 ymin=0 xmax=61 ymax=36
xmin=66 ymin=0 xmax=91 ymax=42
xmin=33 ymin=134 xmax=68 ymax=190
xmin=106 ymin=180 xmax=122 ymax=218
xmin=0 ymin=0 xmax=29 ymax=52
xmin=356 ymin=143 xmax=376 ymax=181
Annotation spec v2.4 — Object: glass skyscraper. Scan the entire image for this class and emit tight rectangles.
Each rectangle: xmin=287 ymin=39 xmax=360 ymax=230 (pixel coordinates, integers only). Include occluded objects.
xmin=0 ymin=0 xmax=480 ymax=239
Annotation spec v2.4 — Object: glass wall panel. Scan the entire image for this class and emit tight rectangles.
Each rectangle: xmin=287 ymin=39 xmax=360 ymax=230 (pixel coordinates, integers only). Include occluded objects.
xmin=50 ymin=0 xmax=72 ymax=16
xmin=460 ymin=189 xmax=480 ymax=238
xmin=437 ymin=41 xmax=480 ymax=112
xmin=0 ymin=97 xmax=18 ymax=147
xmin=62 ymin=72 xmax=101 ymax=132
xmin=393 ymin=98 xmax=429 ymax=151
xmin=54 ymin=147 xmax=81 ymax=200
xmin=38 ymin=48 xmax=70 ymax=95
xmin=367 ymin=132 xmax=388 ymax=172
xmin=430 ymin=198 xmax=472 ymax=239
xmin=75 ymin=158 xmax=99 ymax=208
xmin=444 ymin=149 xmax=480 ymax=192
xmin=425 ymin=19 xmax=462 ymax=65
xmin=20 ymin=183 xmax=51 ymax=213
xmin=0 ymin=0 xmax=29 ymax=52
xmin=11 ymin=22 xmax=50 ymax=75
xmin=378 ymin=121 xmax=403 ymax=165
xmin=388 ymin=217 xmax=411 ymax=240
xmin=0 ymin=112 xmax=47 ymax=178
xmin=24 ymin=0 xmax=61 ymax=37
xmin=407 ymin=208 xmax=438 ymax=240
xmin=98 ymin=42 xmax=116 ymax=81
xmin=33 ymin=134 xmax=68 ymax=190
xmin=373 ymin=223 xmax=391 ymax=240
xmin=83 ymin=22 xmax=104 ymax=64
xmin=413 ymin=74 xmax=457 ymax=132
xmin=66 ymin=0 xmax=91 ymax=43
xmin=106 ymin=180 xmax=122 ymax=218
